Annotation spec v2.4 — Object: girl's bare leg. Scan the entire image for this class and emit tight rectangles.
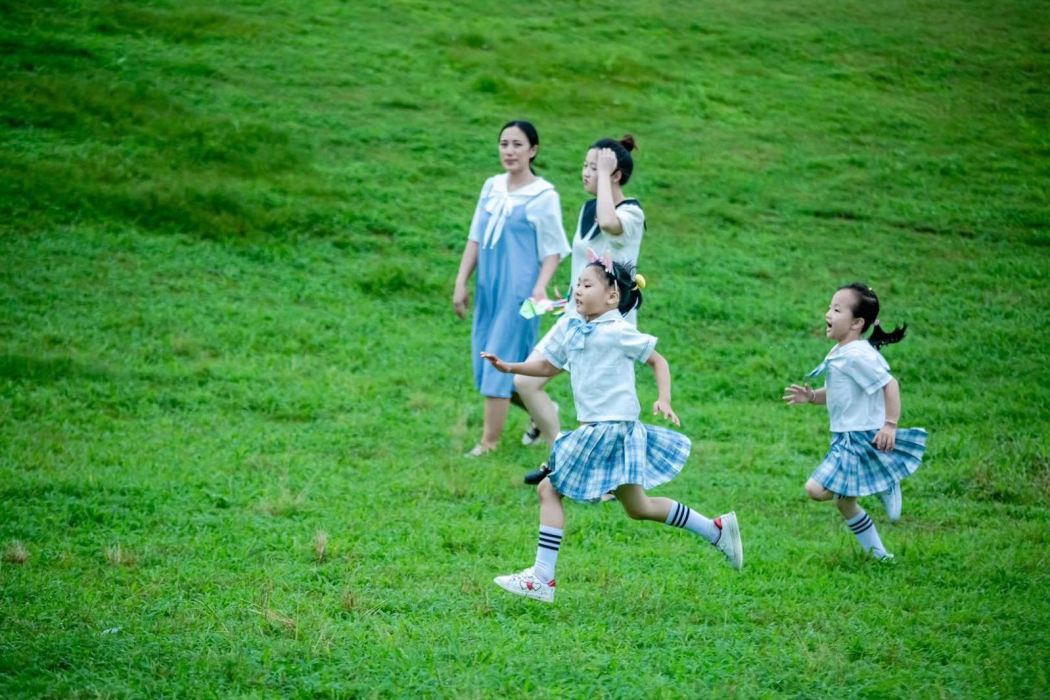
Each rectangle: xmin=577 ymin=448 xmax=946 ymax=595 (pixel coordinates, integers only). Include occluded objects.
xmin=537 ymin=478 xmax=565 ymax=529
xmin=613 ymin=484 xmax=674 ymax=522
xmin=805 ymin=478 xmax=835 ymax=501
xmin=835 ymin=496 xmax=862 ymax=520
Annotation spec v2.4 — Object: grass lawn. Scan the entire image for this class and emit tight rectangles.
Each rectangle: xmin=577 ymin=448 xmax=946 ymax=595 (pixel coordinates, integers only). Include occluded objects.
xmin=1 ymin=0 xmax=1048 ymax=697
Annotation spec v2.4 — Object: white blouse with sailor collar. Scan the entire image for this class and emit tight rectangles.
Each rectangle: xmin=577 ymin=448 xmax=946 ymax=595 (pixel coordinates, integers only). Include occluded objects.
xmin=541 ymin=309 xmax=657 ymax=423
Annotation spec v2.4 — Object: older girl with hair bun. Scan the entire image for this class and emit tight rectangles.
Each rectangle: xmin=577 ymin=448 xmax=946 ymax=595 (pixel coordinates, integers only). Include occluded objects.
xmin=516 ymin=134 xmax=647 ymax=484
xmin=453 ymin=120 xmax=570 ymax=457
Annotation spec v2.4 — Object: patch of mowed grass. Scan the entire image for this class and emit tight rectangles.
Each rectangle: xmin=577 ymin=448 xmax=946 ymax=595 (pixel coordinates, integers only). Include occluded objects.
xmin=2 ymin=0 xmax=1049 ymax=697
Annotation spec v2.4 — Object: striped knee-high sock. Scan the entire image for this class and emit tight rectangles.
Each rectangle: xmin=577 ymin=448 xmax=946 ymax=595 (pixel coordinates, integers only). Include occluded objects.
xmin=665 ymin=502 xmax=720 ymax=544
xmin=533 ymin=526 xmax=563 ymax=583
xmin=845 ymin=510 xmax=890 ymax=558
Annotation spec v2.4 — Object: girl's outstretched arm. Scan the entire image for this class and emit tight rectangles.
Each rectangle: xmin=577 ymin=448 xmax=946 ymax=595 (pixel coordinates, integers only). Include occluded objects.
xmin=480 ymin=352 xmax=562 ymax=377
xmin=783 ymin=384 xmax=826 ymax=405
xmin=874 ymin=378 xmax=900 ymax=451
xmin=645 ymin=351 xmax=680 ymax=426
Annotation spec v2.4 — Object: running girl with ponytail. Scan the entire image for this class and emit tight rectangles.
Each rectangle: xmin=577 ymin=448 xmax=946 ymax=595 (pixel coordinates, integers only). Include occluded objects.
xmin=783 ymin=282 xmax=927 ymax=561
xmin=481 ymin=257 xmax=743 ymax=603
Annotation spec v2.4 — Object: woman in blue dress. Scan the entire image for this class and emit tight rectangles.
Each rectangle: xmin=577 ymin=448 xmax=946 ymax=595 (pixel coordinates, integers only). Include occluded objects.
xmin=453 ymin=120 xmax=570 ymax=457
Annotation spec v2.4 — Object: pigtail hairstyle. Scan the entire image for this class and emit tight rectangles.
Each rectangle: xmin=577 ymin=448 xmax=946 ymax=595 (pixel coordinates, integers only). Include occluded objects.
xmin=590 ymin=134 xmax=637 ymax=185
xmin=500 ymin=119 xmax=540 ymax=174
xmin=840 ymin=282 xmax=907 ymax=349
xmin=588 ymin=259 xmax=644 ymax=315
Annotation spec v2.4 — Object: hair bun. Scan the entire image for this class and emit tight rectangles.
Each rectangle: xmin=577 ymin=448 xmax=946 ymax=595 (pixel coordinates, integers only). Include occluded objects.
xmin=620 ymin=134 xmax=636 ymax=152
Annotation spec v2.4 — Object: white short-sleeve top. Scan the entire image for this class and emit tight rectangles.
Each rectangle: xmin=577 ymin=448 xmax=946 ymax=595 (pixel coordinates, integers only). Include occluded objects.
xmin=810 ymin=340 xmax=893 ymax=432
xmin=566 ymin=199 xmax=645 ymax=319
xmin=541 ymin=309 xmax=657 ymax=422
xmin=468 ymin=174 xmax=569 ymax=261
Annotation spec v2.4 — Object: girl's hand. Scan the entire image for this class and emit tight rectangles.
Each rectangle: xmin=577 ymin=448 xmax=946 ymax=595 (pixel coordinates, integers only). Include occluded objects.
xmin=453 ymin=284 xmax=470 ymax=319
xmin=479 ymin=352 xmax=511 ymax=373
xmin=652 ymin=399 xmax=681 ymax=427
xmin=874 ymin=423 xmax=897 ymax=451
xmin=596 ymin=148 xmax=618 ymax=177
xmin=782 ymin=384 xmax=815 ymax=405
xmin=530 ymin=286 xmax=549 ymax=303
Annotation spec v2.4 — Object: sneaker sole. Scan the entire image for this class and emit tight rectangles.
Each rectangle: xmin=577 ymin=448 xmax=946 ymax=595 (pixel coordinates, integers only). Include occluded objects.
xmin=721 ymin=511 xmax=744 ymax=570
xmin=493 ymin=577 xmax=554 ymax=603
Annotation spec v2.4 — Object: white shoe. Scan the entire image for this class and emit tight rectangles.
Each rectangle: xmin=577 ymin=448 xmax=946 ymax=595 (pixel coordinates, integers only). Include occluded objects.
xmin=521 ymin=423 xmax=542 ymax=446
xmin=493 ymin=567 xmax=556 ymax=603
xmin=714 ymin=512 xmax=743 ymax=570
xmin=521 ymin=403 xmax=558 ymax=446
xmin=878 ymin=482 xmax=902 ymax=522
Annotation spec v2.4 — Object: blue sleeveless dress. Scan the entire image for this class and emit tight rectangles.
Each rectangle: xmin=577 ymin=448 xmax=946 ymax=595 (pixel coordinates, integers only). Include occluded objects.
xmin=471 ymin=177 xmax=565 ymax=398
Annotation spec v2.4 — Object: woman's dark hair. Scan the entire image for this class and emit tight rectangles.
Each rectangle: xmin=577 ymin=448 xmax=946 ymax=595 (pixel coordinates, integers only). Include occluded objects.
xmin=499 ymin=119 xmax=539 ymax=173
xmin=840 ymin=282 xmax=907 ymax=349
xmin=588 ymin=259 xmax=643 ymax=315
xmin=590 ymin=134 xmax=636 ymax=185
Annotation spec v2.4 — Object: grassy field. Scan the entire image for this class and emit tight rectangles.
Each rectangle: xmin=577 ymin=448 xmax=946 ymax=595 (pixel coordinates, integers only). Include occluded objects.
xmin=2 ymin=0 xmax=1048 ymax=697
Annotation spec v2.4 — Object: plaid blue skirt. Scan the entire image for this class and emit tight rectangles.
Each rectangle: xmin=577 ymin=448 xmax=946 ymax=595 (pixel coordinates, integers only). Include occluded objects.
xmin=547 ymin=421 xmax=692 ymax=503
xmin=810 ymin=428 xmax=927 ymax=497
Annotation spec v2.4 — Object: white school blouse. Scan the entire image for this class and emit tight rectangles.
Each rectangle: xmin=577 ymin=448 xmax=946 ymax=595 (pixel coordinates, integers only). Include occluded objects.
xmin=565 ymin=200 xmax=645 ymax=319
xmin=815 ymin=340 xmax=893 ymax=432
xmin=541 ymin=309 xmax=657 ymax=423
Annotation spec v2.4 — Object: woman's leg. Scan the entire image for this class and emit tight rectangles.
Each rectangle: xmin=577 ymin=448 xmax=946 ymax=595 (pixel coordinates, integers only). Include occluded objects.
xmin=479 ymin=396 xmax=510 ymax=449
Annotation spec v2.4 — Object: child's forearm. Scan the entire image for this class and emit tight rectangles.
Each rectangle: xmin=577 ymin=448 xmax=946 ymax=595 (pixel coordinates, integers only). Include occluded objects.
xmin=506 ymin=357 xmax=561 ymax=377
xmin=648 ymin=351 xmax=673 ymax=402
xmin=882 ymin=379 xmax=901 ymax=425
xmin=595 ymin=179 xmax=623 ymax=234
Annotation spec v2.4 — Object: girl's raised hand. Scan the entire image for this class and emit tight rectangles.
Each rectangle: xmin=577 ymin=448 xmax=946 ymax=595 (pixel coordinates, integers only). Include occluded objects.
xmin=596 ymin=148 xmax=618 ymax=176
xmin=652 ymin=399 xmax=681 ymax=427
xmin=479 ymin=352 xmax=511 ymax=373
xmin=782 ymin=384 xmax=814 ymax=405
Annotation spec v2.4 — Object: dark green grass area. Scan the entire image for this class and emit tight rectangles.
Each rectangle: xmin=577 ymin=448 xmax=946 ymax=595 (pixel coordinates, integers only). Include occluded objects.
xmin=2 ymin=0 xmax=1048 ymax=697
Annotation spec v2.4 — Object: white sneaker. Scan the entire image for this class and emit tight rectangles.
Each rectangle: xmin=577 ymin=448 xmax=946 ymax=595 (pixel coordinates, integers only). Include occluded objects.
xmin=493 ymin=567 xmax=556 ymax=603
xmin=714 ymin=511 xmax=743 ymax=570
xmin=520 ymin=422 xmax=542 ymax=446
xmin=878 ymin=482 xmax=902 ymax=522
xmin=521 ymin=403 xmax=558 ymax=446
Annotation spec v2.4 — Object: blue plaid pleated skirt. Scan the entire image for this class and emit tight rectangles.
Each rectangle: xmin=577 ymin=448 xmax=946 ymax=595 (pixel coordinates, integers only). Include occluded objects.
xmin=547 ymin=421 xmax=692 ymax=503
xmin=810 ymin=428 xmax=927 ymax=497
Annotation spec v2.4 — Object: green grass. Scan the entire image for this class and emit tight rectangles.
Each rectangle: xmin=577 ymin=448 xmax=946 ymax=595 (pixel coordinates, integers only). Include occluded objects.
xmin=2 ymin=0 xmax=1048 ymax=697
